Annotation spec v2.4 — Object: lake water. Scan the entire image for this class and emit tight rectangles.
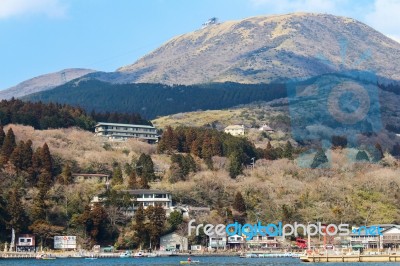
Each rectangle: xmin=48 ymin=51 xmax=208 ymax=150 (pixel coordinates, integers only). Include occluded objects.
xmin=0 ymin=257 xmax=397 ymax=265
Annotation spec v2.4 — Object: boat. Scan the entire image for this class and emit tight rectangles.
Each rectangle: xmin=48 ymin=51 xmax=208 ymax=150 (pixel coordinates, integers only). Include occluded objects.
xmin=36 ymin=254 xmax=56 ymax=260
xmin=133 ymin=251 xmax=144 ymax=257
xmin=146 ymin=252 xmax=158 ymax=257
xmin=119 ymin=251 xmax=131 ymax=258
xmin=180 ymin=260 xmax=200 ymax=264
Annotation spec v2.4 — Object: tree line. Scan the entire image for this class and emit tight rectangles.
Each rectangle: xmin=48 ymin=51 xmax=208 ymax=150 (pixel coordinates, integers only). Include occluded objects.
xmin=0 ymin=98 xmax=151 ymax=131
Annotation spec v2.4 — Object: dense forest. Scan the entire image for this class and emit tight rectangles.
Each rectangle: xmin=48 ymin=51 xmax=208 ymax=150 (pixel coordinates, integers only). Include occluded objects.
xmin=23 ymin=80 xmax=287 ymax=119
xmin=0 ymin=98 xmax=151 ymax=131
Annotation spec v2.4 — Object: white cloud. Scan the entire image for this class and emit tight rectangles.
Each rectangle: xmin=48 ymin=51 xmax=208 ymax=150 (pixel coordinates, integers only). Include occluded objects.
xmin=0 ymin=0 xmax=67 ymax=19
xmin=365 ymin=0 xmax=400 ymax=43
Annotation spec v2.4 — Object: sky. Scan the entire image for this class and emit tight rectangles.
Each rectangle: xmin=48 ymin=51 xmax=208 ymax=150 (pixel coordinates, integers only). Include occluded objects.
xmin=0 ymin=0 xmax=399 ymax=90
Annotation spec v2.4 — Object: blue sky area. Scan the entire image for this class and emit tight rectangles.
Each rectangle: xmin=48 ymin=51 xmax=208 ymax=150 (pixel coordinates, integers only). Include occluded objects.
xmin=0 ymin=0 xmax=399 ymax=90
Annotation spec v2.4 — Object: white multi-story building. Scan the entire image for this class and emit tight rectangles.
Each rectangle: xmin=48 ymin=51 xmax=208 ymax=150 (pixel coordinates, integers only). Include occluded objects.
xmin=95 ymin=122 xmax=158 ymax=142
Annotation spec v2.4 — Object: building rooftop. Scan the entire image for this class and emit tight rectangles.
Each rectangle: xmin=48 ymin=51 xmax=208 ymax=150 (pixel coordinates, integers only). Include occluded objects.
xmin=225 ymin=125 xmax=245 ymax=130
xmin=95 ymin=122 xmax=156 ymax=129
xmin=123 ymin=189 xmax=170 ymax=195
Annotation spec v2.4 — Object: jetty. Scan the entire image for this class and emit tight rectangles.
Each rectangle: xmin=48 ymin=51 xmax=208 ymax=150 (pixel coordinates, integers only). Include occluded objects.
xmin=300 ymin=254 xmax=400 ymax=262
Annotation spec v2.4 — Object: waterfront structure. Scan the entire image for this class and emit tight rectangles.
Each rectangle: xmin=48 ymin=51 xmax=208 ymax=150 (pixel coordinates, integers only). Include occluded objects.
xmin=160 ymin=232 xmax=188 ymax=251
xmin=246 ymin=235 xmax=280 ymax=249
xmin=16 ymin=234 xmax=35 ymax=252
xmin=224 ymin=125 xmax=245 ymax=136
xmin=209 ymin=232 xmax=227 ymax=250
xmin=94 ymin=122 xmax=158 ymax=142
xmin=227 ymin=234 xmax=245 ymax=249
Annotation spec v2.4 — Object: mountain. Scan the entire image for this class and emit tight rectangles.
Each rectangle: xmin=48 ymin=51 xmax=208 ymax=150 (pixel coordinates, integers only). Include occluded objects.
xmin=0 ymin=68 xmax=95 ymax=100
xmin=117 ymin=13 xmax=400 ymax=85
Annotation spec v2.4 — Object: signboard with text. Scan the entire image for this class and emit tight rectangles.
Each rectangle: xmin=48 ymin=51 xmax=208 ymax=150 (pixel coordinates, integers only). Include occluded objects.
xmin=54 ymin=236 xmax=76 ymax=249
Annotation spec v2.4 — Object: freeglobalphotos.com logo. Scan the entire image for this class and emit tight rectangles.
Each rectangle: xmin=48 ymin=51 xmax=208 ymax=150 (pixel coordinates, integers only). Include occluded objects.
xmin=188 ymin=220 xmax=383 ymax=240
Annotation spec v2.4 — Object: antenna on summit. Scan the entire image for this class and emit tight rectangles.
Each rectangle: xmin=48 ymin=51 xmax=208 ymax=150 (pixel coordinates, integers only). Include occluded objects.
xmin=202 ymin=17 xmax=219 ymax=28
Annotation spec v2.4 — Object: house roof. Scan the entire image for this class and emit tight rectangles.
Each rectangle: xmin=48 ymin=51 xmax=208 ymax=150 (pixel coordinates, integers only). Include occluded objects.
xmin=225 ymin=125 xmax=244 ymax=130
xmin=72 ymin=173 xmax=109 ymax=177
xmin=123 ymin=189 xmax=170 ymax=195
xmin=95 ymin=122 xmax=155 ymax=129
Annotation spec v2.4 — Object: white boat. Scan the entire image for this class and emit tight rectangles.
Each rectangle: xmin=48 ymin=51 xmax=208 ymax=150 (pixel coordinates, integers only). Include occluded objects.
xmin=133 ymin=251 xmax=144 ymax=257
xmin=119 ymin=251 xmax=131 ymax=258
xmin=146 ymin=252 xmax=158 ymax=257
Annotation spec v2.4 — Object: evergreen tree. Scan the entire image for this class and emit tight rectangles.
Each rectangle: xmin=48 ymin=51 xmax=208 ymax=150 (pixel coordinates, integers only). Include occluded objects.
xmin=111 ymin=165 xmax=123 ymax=186
xmin=128 ymin=171 xmax=138 ymax=189
xmin=229 ymin=151 xmax=242 ymax=178
xmin=31 ymin=188 xmax=47 ymax=222
xmin=136 ymin=153 xmax=156 ymax=182
xmin=356 ymin=150 xmax=370 ymax=162
xmin=310 ymin=149 xmax=328 ymax=169
xmin=145 ymin=205 xmax=166 ymax=248
xmin=21 ymin=140 xmax=33 ymax=170
xmin=233 ymin=192 xmax=246 ymax=213
xmin=60 ymin=164 xmax=73 ymax=184
xmin=41 ymin=143 xmax=52 ymax=174
xmin=283 ymin=141 xmax=294 ymax=159
xmin=132 ymin=205 xmax=147 ymax=247
xmin=167 ymin=210 xmax=183 ymax=231
xmin=373 ymin=143 xmax=384 ymax=161
xmin=0 ymin=128 xmax=16 ymax=164
xmin=6 ymin=186 xmax=28 ymax=233
xmin=9 ymin=141 xmax=24 ymax=169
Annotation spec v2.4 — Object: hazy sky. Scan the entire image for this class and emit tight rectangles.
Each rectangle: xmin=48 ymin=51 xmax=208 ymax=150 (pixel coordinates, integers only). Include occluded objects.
xmin=0 ymin=0 xmax=399 ymax=90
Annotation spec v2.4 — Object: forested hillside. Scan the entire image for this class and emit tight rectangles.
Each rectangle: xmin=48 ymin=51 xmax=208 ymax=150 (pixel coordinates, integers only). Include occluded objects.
xmin=0 ymin=98 xmax=151 ymax=131
xmin=23 ymin=80 xmax=287 ymax=119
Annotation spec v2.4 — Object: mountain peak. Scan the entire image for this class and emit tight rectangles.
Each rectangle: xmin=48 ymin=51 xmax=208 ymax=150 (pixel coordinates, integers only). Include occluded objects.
xmin=117 ymin=12 xmax=400 ymax=85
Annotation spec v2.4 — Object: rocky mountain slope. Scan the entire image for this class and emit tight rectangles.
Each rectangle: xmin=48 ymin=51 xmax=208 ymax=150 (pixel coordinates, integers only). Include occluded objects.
xmin=0 ymin=68 xmax=95 ymax=100
xmin=118 ymin=13 xmax=400 ymax=85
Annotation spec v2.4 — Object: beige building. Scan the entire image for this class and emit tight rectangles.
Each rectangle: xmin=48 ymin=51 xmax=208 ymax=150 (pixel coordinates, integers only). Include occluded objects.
xmin=224 ymin=125 xmax=245 ymax=136
xmin=160 ymin=232 xmax=188 ymax=251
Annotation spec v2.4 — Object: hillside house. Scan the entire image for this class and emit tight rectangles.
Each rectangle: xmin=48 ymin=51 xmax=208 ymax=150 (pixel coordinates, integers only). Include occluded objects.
xmin=224 ymin=125 xmax=245 ymax=136
xmin=259 ymin=124 xmax=274 ymax=132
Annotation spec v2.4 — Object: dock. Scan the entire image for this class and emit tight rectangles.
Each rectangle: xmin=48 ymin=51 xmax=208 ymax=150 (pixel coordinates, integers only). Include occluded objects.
xmin=300 ymin=254 xmax=400 ymax=262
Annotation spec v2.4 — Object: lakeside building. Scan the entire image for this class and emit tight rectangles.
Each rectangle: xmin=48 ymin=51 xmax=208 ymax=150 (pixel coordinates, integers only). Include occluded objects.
xmin=224 ymin=125 xmax=245 ymax=136
xmin=16 ymin=234 xmax=35 ymax=252
xmin=350 ymin=224 xmax=400 ymax=249
xmin=94 ymin=122 xmax=158 ymax=143
xmin=160 ymin=232 xmax=188 ymax=251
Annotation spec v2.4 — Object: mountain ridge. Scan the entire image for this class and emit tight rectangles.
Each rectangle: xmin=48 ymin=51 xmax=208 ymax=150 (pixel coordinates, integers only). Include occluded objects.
xmin=0 ymin=68 xmax=95 ymax=100
xmin=116 ymin=12 xmax=400 ymax=85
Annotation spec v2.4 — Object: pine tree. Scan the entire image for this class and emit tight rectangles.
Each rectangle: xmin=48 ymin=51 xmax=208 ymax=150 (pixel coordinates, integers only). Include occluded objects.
xmin=0 ymin=128 xmax=16 ymax=164
xmin=128 ymin=171 xmax=138 ymax=189
xmin=111 ymin=165 xmax=123 ymax=186
xmin=41 ymin=143 xmax=52 ymax=174
xmin=21 ymin=140 xmax=33 ymax=170
xmin=229 ymin=151 xmax=242 ymax=178
xmin=373 ymin=143 xmax=384 ymax=161
xmin=356 ymin=150 xmax=370 ymax=162
xmin=9 ymin=141 xmax=24 ymax=169
xmin=6 ymin=186 xmax=28 ymax=233
xmin=132 ymin=205 xmax=147 ymax=247
xmin=137 ymin=153 xmax=156 ymax=182
xmin=145 ymin=205 xmax=166 ymax=248
xmin=61 ymin=164 xmax=73 ymax=184
xmin=233 ymin=192 xmax=246 ymax=213
xmin=310 ymin=149 xmax=328 ymax=169
xmin=283 ymin=141 xmax=294 ymax=159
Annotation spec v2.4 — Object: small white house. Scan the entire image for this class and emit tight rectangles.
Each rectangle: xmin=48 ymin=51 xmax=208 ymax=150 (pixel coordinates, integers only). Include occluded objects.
xmin=160 ymin=232 xmax=188 ymax=251
xmin=224 ymin=125 xmax=245 ymax=136
xmin=259 ymin=124 xmax=274 ymax=132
